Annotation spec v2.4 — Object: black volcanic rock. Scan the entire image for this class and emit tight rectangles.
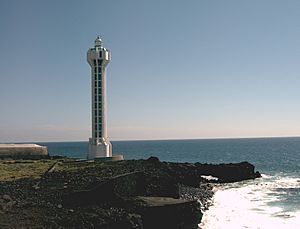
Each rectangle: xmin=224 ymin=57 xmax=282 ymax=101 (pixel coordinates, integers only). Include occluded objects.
xmin=0 ymin=157 xmax=261 ymax=228
xmin=195 ymin=161 xmax=261 ymax=183
xmin=166 ymin=161 xmax=260 ymax=185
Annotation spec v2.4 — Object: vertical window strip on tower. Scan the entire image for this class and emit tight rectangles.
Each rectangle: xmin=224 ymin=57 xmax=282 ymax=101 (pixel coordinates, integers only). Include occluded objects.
xmin=99 ymin=125 xmax=102 ymax=137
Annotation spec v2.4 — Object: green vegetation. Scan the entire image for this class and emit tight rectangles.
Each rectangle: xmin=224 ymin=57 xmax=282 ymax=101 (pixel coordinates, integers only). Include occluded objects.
xmin=0 ymin=160 xmax=55 ymax=181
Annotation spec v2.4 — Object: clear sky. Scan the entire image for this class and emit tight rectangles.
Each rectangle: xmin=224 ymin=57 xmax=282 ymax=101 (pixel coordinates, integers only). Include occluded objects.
xmin=0 ymin=0 xmax=300 ymax=142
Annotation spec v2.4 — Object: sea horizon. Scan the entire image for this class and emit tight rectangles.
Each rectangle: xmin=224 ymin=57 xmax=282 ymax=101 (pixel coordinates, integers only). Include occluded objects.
xmin=3 ymin=135 xmax=300 ymax=144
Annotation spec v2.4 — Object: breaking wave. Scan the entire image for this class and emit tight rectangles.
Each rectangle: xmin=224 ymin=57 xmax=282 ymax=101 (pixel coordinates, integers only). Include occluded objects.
xmin=199 ymin=174 xmax=300 ymax=229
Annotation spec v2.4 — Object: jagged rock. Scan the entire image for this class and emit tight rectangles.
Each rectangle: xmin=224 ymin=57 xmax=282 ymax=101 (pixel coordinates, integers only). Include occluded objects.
xmin=0 ymin=195 xmax=16 ymax=211
xmin=2 ymin=195 xmax=12 ymax=202
xmin=146 ymin=156 xmax=160 ymax=164
xmin=63 ymin=172 xmax=147 ymax=207
xmin=168 ymin=161 xmax=261 ymax=184
xmin=255 ymin=171 xmax=262 ymax=178
xmin=0 ymin=157 xmax=261 ymax=228
xmin=63 ymin=170 xmax=179 ymax=207
xmin=195 ymin=161 xmax=261 ymax=183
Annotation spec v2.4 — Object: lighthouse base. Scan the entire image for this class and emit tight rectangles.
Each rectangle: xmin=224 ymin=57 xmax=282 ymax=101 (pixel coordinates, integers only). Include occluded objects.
xmin=87 ymin=138 xmax=112 ymax=159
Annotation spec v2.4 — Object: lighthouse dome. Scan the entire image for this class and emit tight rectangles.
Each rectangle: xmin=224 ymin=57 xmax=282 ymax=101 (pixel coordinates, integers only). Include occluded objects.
xmin=95 ymin=36 xmax=102 ymax=47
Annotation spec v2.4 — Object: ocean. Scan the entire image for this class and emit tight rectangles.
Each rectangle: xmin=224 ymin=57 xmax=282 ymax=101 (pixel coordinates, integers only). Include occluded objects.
xmin=39 ymin=137 xmax=300 ymax=229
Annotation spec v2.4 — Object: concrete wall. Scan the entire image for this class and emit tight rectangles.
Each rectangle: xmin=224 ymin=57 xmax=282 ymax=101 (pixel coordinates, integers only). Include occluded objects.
xmin=0 ymin=144 xmax=48 ymax=159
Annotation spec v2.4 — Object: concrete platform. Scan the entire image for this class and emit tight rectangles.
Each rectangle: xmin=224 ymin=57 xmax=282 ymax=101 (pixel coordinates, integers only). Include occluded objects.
xmin=94 ymin=154 xmax=124 ymax=162
xmin=0 ymin=144 xmax=48 ymax=159
xmin=134 ymin=196 xmax=202 ymax=229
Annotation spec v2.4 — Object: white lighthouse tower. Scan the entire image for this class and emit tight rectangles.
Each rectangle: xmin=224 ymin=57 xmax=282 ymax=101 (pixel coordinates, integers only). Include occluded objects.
xmin=87 ymin=36 xmax=112 ymax=159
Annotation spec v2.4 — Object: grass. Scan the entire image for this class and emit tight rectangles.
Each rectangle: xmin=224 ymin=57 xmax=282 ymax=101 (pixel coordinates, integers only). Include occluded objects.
xmin=0 ymin=160 xmax=56 ymax=181
xmin=0 ymin=159 xmax=120 ymax=182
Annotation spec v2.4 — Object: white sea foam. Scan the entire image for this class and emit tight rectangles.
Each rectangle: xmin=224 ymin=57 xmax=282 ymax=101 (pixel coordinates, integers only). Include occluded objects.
xmin=201 ymin=175 xmax=219 ymax=181
xmin=199 ymin=174 xmax=300 ymax=229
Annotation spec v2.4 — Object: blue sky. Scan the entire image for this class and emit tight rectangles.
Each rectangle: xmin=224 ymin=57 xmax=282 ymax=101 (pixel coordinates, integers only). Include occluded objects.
xmin=0 ymin=0 xmax=300 ymax=142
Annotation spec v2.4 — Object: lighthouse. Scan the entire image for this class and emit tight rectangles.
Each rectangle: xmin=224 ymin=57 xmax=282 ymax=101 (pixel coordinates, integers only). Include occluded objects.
xmin=87 ymin=36 xmax=112 ymax=159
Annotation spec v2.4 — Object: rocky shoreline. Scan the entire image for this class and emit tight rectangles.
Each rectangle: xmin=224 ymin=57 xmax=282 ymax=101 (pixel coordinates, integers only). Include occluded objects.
xmin=0 ymin=157 xmax=261 ymax=228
